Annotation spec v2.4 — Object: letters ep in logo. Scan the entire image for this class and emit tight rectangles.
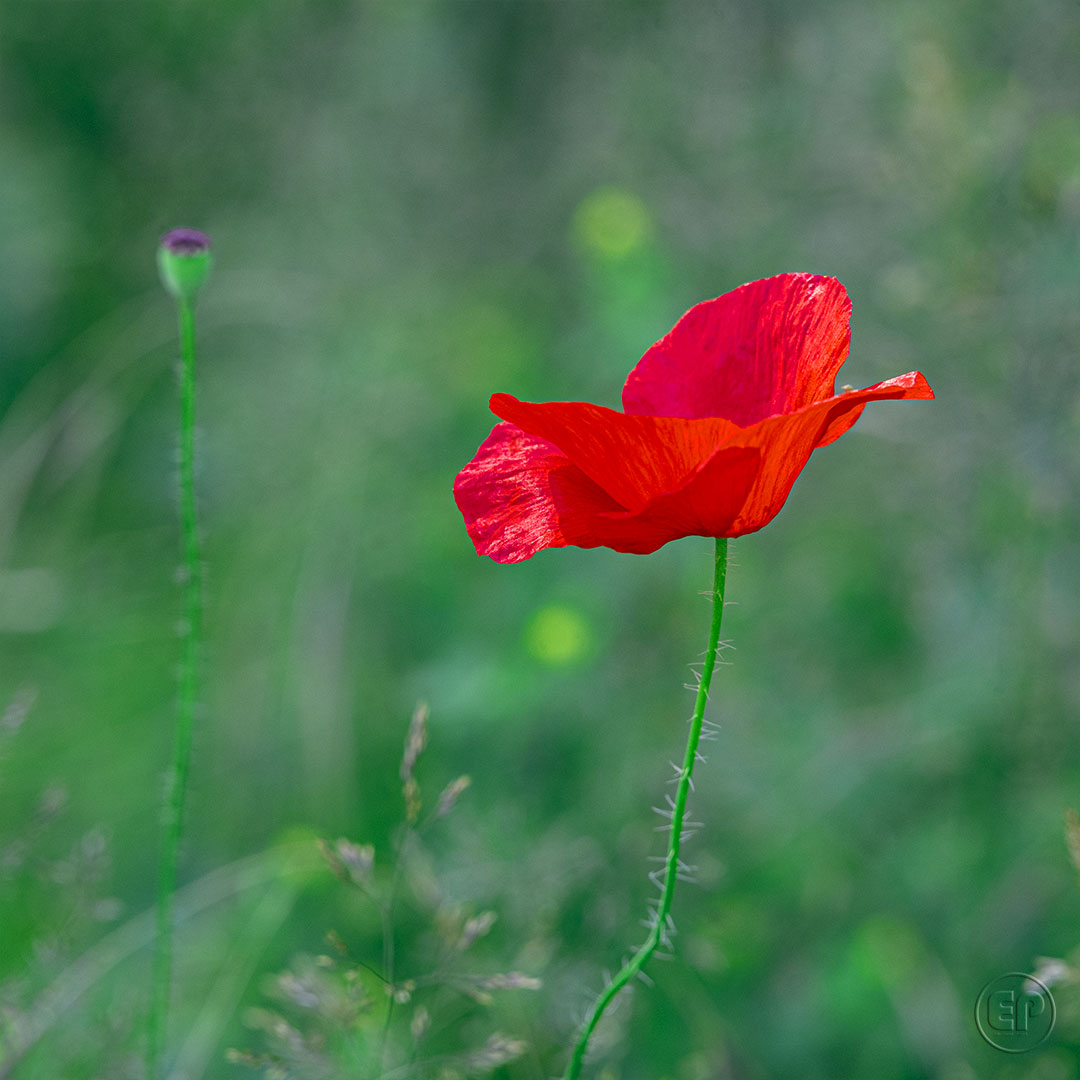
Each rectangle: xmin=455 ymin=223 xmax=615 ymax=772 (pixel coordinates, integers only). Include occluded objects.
xmin=975 ymin=973 xmax=1055 ymax=1053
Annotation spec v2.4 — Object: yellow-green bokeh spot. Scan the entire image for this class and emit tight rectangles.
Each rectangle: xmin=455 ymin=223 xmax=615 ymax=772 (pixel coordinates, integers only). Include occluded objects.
xmin=524 ymin=603 xmax=594 ymax=666
xmin=573 ymin=186 xmax=653 ymax=259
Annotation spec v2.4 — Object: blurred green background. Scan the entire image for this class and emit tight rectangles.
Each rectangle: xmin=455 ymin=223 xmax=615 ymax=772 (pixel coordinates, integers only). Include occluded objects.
xmin=2 ymin=0 xmax=1080 ymax=1077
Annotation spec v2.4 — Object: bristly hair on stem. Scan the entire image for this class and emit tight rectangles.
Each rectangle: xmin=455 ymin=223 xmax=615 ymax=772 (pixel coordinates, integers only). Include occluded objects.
xmin=564 ymin=537 xmax=729 ymax=1079
xmin=147 ymin=229 xmax=211 ymax=1079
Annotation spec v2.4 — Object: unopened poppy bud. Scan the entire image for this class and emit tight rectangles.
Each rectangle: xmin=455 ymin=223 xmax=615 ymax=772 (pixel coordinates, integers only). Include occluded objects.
xmin=157 ymin=228 xmax=212 ymax=301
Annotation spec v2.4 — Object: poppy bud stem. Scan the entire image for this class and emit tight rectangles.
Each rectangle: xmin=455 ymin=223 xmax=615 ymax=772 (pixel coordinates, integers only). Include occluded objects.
xmin=148 ymin=231 xmax=209 ymax=1078
xmin=565 ymin=538 xmax=729 ymax=1079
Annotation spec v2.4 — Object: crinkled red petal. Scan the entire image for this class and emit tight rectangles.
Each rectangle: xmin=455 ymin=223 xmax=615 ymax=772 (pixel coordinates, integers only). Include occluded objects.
xmin=489 ymin=393 xmax=742 ymax=512
xmin=711 ymin=371 xmax=934 ymax=535
xmin=453 ymin=423 xmax=670 ymax=562
xmin=623 ymin=273 xmax=852 ymax=426
xmin=615 ymin=443 xmax=760 ymax=539
xmin=452 ymin=422 xmax=759 ymax=562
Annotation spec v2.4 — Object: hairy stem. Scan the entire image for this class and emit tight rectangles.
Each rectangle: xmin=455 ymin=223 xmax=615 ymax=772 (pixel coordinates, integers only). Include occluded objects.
xmin=148 ymin=296 xmax=202 ymax=1078
xmin=565 ymin=537 xmax=728 ymax=1079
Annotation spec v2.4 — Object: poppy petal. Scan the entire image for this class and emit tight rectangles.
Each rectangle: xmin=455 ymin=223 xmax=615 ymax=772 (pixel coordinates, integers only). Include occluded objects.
xmin=714 ymin=370 xmax=934 ymax=535
xmin=453 ymin=422 xmax=760 ymax=561
xmin=489 ymin=393 xmax=742 ymax=512
xmin=622 ymin=443 xmax=761 ymax=540
xmin=453 ymin=423 xmax=672 ymax=562
xmin=623 ymin=273 xmax=852 ymax=426
xmin=813 ymin=371 xmax=933 ymax=447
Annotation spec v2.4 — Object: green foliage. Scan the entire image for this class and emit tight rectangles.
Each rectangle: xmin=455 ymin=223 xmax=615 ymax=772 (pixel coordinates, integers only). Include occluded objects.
xmin=2 ymin=1 xmax=1080 ymax=1077
xmin=231 ymin=708 xmax=539 ymax=1079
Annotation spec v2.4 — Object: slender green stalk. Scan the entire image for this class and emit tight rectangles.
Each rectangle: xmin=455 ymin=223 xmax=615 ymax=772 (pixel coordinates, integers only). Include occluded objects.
xmin=1 ymin=844 xmax=316 ymax=1080
xmin=565 ymin=538 xmax=729 ymax=1079
xmin=147 ymin=295 xmax=202 ymax=1078
xmin=170 ymin=880 xmax=300 ymax=1080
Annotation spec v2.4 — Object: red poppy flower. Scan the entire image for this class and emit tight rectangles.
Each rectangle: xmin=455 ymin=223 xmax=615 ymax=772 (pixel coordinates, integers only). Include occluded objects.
xmin=454 ymin=273 xmax=933 ymax=563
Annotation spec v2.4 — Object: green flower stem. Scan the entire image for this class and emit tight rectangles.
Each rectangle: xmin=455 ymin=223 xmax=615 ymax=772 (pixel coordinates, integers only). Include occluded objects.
xmin=565 ymin=537 xmax=728 ymax=1079
xmin=147 ymin=295 xmax=202 ymax=1078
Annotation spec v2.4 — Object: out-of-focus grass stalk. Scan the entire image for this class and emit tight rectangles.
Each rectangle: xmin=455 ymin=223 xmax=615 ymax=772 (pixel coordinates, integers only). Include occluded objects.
xmin=148 ymin=230 xmax=212 ymax=1078
xmin=0 ymin=843 xmax=317 ymax=1079
xmin=167 ymin=880 xmax=301 ymax=1080
xmin=565 ymin=538 xmax=729 ymax=1079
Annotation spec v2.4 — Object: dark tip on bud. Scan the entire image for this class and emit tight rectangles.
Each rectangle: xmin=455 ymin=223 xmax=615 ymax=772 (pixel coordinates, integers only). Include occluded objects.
xmin=158 ymin=227 xmax=212 ymax=301
xmin=160 ymin=228 xmax=211 ymax=256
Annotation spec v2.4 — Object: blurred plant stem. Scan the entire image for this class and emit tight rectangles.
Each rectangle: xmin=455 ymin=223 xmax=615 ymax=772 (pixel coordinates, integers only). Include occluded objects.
xmin=565 ymin=538 xmax=728 ymax=1079
xmin=167 ymin=880 xmax=300 ymax=1080
xmin=148 ymin=293 xmax=203 ymax=1078
xmin=0 ymin=844 xmax=317 ymax=1079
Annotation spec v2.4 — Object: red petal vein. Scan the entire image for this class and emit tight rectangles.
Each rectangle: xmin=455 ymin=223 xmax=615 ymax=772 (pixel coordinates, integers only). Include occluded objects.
xmin=490 ymin=394 xmax=742 ymax=512
xmin=623 ymin=273 xmax=852 ymax=426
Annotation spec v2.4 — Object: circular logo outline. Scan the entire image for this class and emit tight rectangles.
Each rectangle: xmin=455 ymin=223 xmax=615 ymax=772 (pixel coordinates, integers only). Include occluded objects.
xmin=974 ymin=971 xmax=1056 ymax=1053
